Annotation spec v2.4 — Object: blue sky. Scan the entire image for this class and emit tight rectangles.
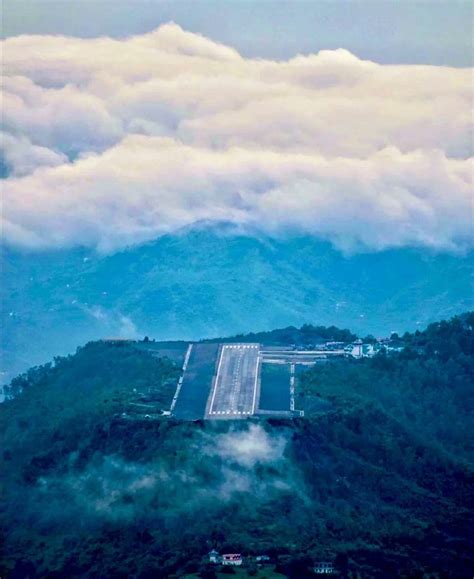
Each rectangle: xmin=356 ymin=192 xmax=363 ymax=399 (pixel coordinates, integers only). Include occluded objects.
xmin=3 ymin=0 xmax=472 ymax=66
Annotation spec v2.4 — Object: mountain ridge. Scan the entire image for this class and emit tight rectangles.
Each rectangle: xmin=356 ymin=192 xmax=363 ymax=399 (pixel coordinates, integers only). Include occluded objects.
xmin=2 ymin=230 xmax=473 ymax=381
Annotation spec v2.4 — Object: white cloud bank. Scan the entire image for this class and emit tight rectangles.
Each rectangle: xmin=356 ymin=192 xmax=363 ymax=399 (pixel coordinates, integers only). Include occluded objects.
xmin=1 ymin=23 xmax=472 ymax=253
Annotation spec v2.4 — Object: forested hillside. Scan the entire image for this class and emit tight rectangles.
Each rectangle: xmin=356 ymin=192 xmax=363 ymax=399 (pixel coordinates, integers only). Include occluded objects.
xmin=1 ymin=315 xmax=473 ymax=578
xmin=300 ymin=313 xmax=474 ymax=460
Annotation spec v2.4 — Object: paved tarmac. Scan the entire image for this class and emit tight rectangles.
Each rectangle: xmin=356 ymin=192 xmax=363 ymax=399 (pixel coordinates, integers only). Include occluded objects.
xmin=207 ymin=344 xmax=260 ymax=418
xmin=173 ymin=343 xmax=220 ymax=420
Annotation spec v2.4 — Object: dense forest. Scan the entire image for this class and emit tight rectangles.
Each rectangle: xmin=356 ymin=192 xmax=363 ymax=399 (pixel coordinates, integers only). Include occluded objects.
xmin=1 ymin=314 xmax=473 ymax=578
xmin=300 ymin=313 xmax=474 ymax=461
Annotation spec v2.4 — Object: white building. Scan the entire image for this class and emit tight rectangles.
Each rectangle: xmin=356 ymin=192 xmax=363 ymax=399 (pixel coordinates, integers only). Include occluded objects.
xmin=222 ymin=554 xmax=243 ymax=566
xmin=314 ymin=561 xmax=336 ymax=574
xmin=347 ymin=340 xmax=376 ymax=359
xmin=349 ymin=339 xmax=363 ymax=358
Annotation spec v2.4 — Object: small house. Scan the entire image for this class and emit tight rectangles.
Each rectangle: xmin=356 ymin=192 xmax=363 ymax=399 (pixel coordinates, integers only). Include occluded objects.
xmin=362 ymin=343 xmax=375 ymax=357
xmin=208 ymin=550 xmax=220 ymax=564
xmin=222 ymin=553 xmax=243 ymax=566
xmin=350 ymin=339 xmax=363 ymax=358
xmin=314 ymin=561 xmax=336 ymax=574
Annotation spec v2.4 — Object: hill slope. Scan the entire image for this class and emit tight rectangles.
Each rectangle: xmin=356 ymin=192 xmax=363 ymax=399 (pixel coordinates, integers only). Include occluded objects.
xmin=1 ymin=315 xmax=473 ymax=577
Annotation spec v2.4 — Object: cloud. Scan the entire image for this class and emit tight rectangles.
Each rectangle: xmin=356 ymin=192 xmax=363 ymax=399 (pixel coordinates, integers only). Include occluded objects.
xmin=207 ymin=423 xmax=287 ymax=467
xmin=0 ymin=131 xmax=68 ymax=177
xmin=80 ymin=305 xmax=140 ymax=338
xmin=2 ymin=23 xmax=472 ymax=253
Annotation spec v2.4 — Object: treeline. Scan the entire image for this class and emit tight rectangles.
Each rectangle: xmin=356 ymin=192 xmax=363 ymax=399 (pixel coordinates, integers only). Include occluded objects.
xmin=205 ymin=323 xmax=357 ymax=346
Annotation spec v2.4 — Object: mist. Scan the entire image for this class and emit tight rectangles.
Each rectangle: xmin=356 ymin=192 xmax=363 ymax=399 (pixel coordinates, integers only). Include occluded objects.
xmin=6 ymin=423 xmax=306 ymax=533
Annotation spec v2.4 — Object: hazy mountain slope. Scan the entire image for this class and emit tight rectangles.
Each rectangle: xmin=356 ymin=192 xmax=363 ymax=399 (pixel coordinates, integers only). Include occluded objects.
xmin=2 ymin=230 xmax=473 ymax=380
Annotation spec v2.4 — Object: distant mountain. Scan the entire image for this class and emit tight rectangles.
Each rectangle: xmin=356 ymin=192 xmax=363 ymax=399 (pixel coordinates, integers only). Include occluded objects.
xmin=2 ymin=229 xmax=473 ymax=380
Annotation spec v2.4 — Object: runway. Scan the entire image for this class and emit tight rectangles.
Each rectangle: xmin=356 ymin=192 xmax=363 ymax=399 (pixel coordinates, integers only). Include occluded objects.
xmin=206 ymin=344 xmax=260 ymax=418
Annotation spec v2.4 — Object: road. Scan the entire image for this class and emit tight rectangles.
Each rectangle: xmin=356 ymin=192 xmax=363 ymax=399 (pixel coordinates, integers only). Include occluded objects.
xmin=206 ymin=344 xmax=260 ymax=418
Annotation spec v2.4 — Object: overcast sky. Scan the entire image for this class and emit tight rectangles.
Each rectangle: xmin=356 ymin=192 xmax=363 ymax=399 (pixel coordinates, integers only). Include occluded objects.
xmin=3 ymin=0 xmax=472 ymax=66
xmin=2 ymin=2 xmax=472 ymax=256
xmin=3 ymin=19 xmax=472 ymax=254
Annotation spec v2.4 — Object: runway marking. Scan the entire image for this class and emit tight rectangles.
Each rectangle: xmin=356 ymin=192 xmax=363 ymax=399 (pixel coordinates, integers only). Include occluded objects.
xmin=251 ymin=354 xmax=261 ymax=415
xmin=170 ymin=343 xmax=193 ymax=413
xmin=290 ymin=363 xmax=295 ymax=411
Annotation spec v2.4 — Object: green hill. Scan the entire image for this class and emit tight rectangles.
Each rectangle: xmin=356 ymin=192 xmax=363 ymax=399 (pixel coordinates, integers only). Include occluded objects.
xmin=1 ymin=314 xmax=473 ymax=577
